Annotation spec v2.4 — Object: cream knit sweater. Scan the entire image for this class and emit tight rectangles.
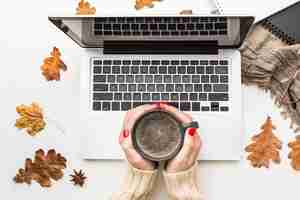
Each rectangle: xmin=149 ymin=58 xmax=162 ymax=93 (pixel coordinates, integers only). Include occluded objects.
xmin=111 ymin=163 xmax=203 ymax=200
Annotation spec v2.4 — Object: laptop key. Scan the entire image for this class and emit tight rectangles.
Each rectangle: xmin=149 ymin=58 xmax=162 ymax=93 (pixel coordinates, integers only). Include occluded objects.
xmin=154 ymin=75 xmax=163 ymax=83
xmin=187 ymin=66 xmax=196 ymax=74
xmin=93 ymin=93 xmax=113 ymax=101
xmin=180 ymin=93 xmax=189 ymax=101
xmin=147 ymin=84 xmax=155 ymax=92
xmin=152 ymin=93 xmax=160 ymax=101
xmin=126 ymin=75 xmax=134 ymax=83
xmin=192 ymin=75 xmax=201 ymax=83
xmin=121 ymin=102 xmax=132 ymax=111
xmin=215 ymin=66 xmax=228 ymax=74
xmin=213 ymin=84 xmax=228 ymax=92
xmin=185 ymin=84 xmax=193 ymax=92
xmin=182 ymin=75 xmax=191 ymax=83
xmin=220 ymin=75 xmax=229 ymax=83
xmin=93 ymin=60 xmax=102 ymax=65
xmin=138 ymin=84 xmax=146 ymax=92
xmin=128 ymin=84 xmax=137 ymax=92
xmin=192 ymin=102 xmax=201 ymax=111
xmin=166 ymin=84 xmax=174 ymax=92
xmin=194 ymin=84 xmax=202 ymax=92
xmin=124 ymin=93 xmax=132 ymax=101
xmin=196 ymin=66 xmax=205 ymax=74
xmin=133 ymin=93 xmax=141 ymax=101
xmin=175 ymin=84 xmax=184 ymax=92
xmin=149 ymin=66 xmax=158 ymax=74
xmin=119 ymin=84 xmax=127 ymax=92
xmin=220 ymin=106 xmax=229 ymax=112
xmin=141 ymin=66 xmax=148 ymax=74
xmin=107 ymin=75 xmax=115 ymax=83
xmin=159 ymin=66 xmax=167 ymax=74
xmin=203 ymin=84 xmax=212 ymax=92
xmin=94 ymin=66 xmax=102 ymax=74
xmin=210 ymin=75 xmax=219 ymax=83
xmin=190 ymin=93 xmax=198 ymax=101
xmin=173 ymin=75 xmax=181 ymax=83
xmin=112 ymin=66 xmax=121 ymax=74
xmin=131 ymin=66 xmax=139 ymax=74
xmin=161 ymin=93 xmax=169 ymax=101
xmin=102 ymin=102 xmax=111 ymax=111
xmin=121 ymin=66 xmax=130 ymax=74
xmin=93 ymin=102 xmax=102 ymax=111
xmin=156 ymin=84 xmax=165 ymax=92
xmin=180 ymin=102 xmax=191 ymax=111
xmin=211 ymin=102 xmax=219 ymax=112
xmin=164 ymin=75 xmax=172 ymax=83
xmin=112 ymin=102 xmax=120 ymax=111
xmin=205 ymin=66 xmax=214 ymax=74
xmin=103 ymin=66 xmax=111 ymax=74
xmin=114 ymin=93 xmax=122 ymax=101
xmin=208 ymin=93 xmax=229 ymax=101
xmin=201 ymin=75 xmax=210 ymax=83
xmin=145 ymin=75 xmax=154 ymax=83
xmin=198 ymin=93 xmax=208 ymax=101
xmin=117 ymin=75 xmax=125 ymax=83
xmin=220 ymin=60 xmax=229 ymax=65
xmin=142 ymin=93 xmax=151 ymax=101
xmin=94 ymin=75 xmax=106 ymax=82
xmin=135 ymin=75 xmax=144 ymax=83
xmin=168 ymin=66 xmax=177 ymax=74
xmin=178 ymin=66 xmax=186 ymax=74
xmin=171 ymin=93 xmax=179 ymax=101
xmin=109 ymin=84 xmax=118 ymax=91
xmin=201 ymin=106 xmax=210 ymax=111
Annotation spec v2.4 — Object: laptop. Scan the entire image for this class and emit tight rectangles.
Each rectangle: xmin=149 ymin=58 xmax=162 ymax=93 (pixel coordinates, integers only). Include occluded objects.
xmin=49 ymin=15 xmax=254 ymax=160
xmin=214 ymin=0 xmax=298 ymax=22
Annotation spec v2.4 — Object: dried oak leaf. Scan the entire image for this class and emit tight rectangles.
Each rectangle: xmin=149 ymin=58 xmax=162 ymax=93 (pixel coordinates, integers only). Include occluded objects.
xmin=13 ymin=149 xmax=67 ymax=187
xmin=288 ymin=135 xmax=300 ymax=171
xmin=70 ymin=169 xmax=87 ymax=187
xmin=245 ymin=116 xmax=282 ymax=168
xmin=41 ymin=47 xmax=67 ymax=81
xmin=15 ymin=102 xmax=46 ymax=136
xmin=135 ymin=0 xmax=161 ymax=10
xmin=76 ymin=0 xmax=96 ymax=15
xmin=179 ymin=10 xmax=193 ymax=15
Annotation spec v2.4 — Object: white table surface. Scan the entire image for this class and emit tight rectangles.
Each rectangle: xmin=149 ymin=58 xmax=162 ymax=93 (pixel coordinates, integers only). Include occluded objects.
xmin=1 ymin=0 xmax=299 ymax=199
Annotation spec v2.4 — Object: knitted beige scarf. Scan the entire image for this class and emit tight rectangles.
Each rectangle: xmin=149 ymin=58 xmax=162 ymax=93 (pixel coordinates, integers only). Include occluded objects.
xmin=241 ymin=24 xmax=300 ymax=132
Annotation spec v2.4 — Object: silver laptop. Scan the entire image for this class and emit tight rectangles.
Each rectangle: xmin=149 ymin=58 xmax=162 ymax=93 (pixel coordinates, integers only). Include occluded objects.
xmin=49 ymin=15 xmax=254 ymax=160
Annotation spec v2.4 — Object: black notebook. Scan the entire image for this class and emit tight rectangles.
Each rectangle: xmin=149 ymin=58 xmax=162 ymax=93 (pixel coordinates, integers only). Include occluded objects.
xmin=261 ymin=1 xmax=300 ymax=44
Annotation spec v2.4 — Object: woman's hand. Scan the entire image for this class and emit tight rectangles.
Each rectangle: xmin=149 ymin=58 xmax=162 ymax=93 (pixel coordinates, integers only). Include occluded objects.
xmin=119 ymin=104 xmax=158 ymax=171
xmin=161 ymin=104 xmax=202 ymax=173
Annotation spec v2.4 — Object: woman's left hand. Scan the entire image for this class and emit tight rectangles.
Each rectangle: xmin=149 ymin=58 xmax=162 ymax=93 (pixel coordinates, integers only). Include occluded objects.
xmin=119 ymin=104 xmax=158 ymax=170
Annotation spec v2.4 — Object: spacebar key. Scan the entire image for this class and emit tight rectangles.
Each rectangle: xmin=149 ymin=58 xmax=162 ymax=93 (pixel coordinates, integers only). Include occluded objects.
xmin=208 ymin=93 xmax=228 ymax=101
xmin=93 ymin=93 xmax=113 ymax=100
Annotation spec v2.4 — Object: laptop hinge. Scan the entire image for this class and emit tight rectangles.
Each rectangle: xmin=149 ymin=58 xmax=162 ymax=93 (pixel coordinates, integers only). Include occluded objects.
xmin=103 ymin=41 xmax=218 ymax=55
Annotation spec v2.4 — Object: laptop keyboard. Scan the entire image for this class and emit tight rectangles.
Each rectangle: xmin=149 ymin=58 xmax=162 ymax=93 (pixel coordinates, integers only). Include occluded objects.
xmin=92 ymin=59 xmax=230 ymax=112
xmin=93 ymin=17 xmax=228 ymax=36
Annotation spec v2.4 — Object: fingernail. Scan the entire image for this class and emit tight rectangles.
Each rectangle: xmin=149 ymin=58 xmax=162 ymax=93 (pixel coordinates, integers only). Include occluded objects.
xmin=188 ymin=128 xmax=197 ymax=136
xmin=153 ymin=101 xmax=167 ymax=109
xmin=123 ymin=130 xmax=129 ymax=138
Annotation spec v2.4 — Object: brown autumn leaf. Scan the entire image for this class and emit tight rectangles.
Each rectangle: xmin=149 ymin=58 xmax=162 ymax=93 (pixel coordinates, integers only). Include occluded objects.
xmin=288 ymin=135 xmax=300 ymax=171
xmin=245 ymin=116 xmax=282 ymax=168
xmin=40 ymin=47 xmax=67 ymax=81
xmin=14 ymin=149 xmax=67 ymax=187
xmin=76 ymin=0 xmax=96 ymax=15
xmin=135 ymin=0 xmax=161 ymax=10
xmin=179 ymin=10 xmax=193 ymax=15
xmin=15 ymin=102 xmax=46 ymax=136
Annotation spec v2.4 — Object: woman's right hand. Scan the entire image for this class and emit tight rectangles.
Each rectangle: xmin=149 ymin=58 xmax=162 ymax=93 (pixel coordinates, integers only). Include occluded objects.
xmin=161 ymin=104 xmax=202 ymax=173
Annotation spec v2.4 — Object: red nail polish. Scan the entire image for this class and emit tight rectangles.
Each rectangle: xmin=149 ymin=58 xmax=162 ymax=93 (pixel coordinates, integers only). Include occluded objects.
xmin=123 ymin=130 xmax=129 ymax=138
xmin=188 ymin=128 xmax=197 ymax=136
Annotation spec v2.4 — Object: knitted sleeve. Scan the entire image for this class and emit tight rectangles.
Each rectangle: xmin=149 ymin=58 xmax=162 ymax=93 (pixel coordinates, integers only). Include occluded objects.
xmin=163 ymin=162 xmax=204 ymax=200
xmin=111 ymin=163 xmax=158 ymax=200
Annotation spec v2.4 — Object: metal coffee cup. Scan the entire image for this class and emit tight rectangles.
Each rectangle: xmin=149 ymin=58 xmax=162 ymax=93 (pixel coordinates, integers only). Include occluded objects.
xmin=132 ymin=110 xmax=186 ymax=161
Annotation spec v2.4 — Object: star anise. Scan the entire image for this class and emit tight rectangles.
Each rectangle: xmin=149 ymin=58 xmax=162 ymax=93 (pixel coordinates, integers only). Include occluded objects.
xmin=70 ymin=170 xmax=87 ymax=187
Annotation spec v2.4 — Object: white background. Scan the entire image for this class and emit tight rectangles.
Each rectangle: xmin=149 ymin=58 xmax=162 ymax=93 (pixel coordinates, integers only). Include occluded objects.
xmin=1 ymin=0 xmax=299 ymax=200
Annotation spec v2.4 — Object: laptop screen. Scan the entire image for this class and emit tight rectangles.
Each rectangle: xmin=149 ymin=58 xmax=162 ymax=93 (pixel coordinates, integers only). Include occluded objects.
xmin=49 ymin=16 xmax=254 ymax=49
